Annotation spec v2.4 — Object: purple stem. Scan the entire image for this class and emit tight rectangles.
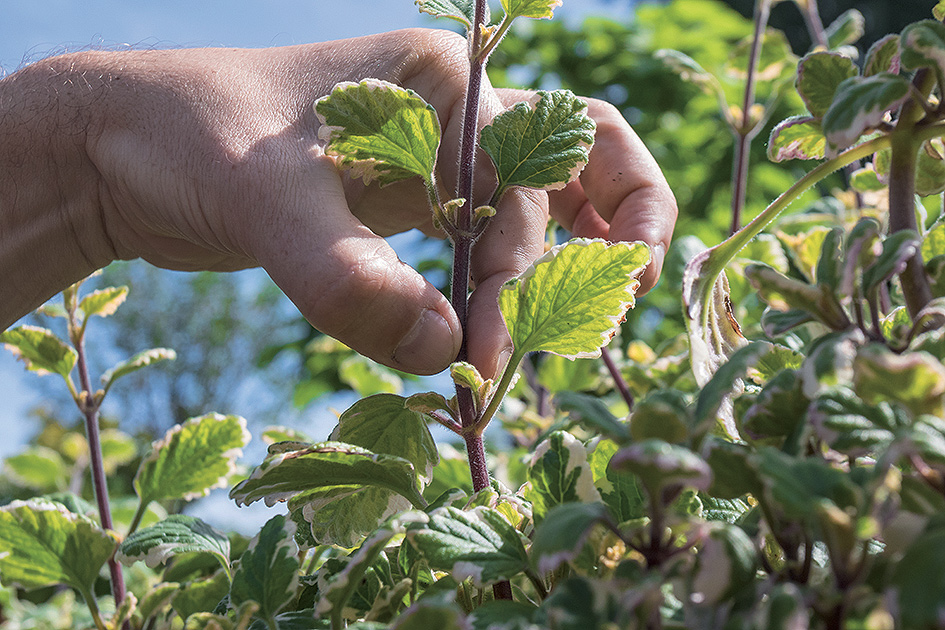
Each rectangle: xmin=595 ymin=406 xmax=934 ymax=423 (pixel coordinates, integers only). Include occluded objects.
xmin=600 ymin=347 xmax=634 ymax=411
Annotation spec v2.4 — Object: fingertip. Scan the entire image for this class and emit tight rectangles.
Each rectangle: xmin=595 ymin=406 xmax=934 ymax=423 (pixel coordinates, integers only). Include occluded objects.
xmin=391 ymin=301 xmax=462 ymax=375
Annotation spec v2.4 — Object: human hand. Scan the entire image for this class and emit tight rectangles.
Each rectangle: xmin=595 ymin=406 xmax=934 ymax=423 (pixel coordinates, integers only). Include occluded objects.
xmin=0 ymin=28 xmax=675 ymax=378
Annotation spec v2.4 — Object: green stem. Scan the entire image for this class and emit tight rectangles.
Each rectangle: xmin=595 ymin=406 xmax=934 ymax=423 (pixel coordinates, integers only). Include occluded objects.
xmin=471 ymin=349 xmax=525 ymax=435
xmin=475 ymin=14 xmax=513 ymax=63
xmin=80 ymin=587 xmax=108 ymax=630
xmin=127 ymin=498 xmax=148 ymax=537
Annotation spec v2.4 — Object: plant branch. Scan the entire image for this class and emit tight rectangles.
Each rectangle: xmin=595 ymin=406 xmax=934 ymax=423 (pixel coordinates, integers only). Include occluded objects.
xmin=472 ymin=349 xmax=524 ymax=435
xmin=600 ymin=346 xmax=634 ymax=411
xmin=799 ymin=0 xmax=828 ymax=49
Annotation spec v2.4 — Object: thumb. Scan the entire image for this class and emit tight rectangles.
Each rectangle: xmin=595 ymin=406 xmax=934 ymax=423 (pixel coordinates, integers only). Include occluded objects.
xmin=251 ymin=157 xmax=461 ymax=375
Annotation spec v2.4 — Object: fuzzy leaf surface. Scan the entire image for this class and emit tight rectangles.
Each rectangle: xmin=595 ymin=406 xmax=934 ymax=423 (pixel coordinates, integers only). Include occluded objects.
xmin=768 ymin=116 xmax=826 ymax=162
xmin=231 ymin=514 xmax=299 ymax=622
xmin=0 ymin=500 xmax=116 ymax=594
xmin=0 ymin=325 xmax=76 ymax=378
xmin=795 ymin=52 xmax=858 ymax=118
xmin=330 ymin=394 xmax=438 ymax=483
xmin=499 ymin=238 xmax=648 ymax=359
xmin=136 ymin=413 xmax=250 ymax=504
xmin=500 ymin=0 xmax=561 ymax=20
xmin=118 ymin=514 xmax=230 ymax=576
xmin=900 ymin=20 xmax=945 ymax=76
xmin=480 ymin=90 xmax=595 ymax=194
xmin=315 ymin=79 xmax=440 ymax=186
xmin=822 ymin=74 xmax=910 ymax=156
xmin=525 ymin=431 xmax=601 ymax=520
xmin=406 ymin=506 xmax=528 ymax=586
xmin=415 ymin=0 xmax=480 ymax=26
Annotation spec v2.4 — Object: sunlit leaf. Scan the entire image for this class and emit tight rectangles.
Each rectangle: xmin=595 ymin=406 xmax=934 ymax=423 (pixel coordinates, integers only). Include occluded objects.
xmin=824 ymin=9 xmax=865 ymax=49
xmin=117 ymin=514 xmax=231 ymax=577
xmin=415 ymin=0 xmax=481 ymax=27
xmin=330 ymin=394 xmax=438 ymax=483
xmin=655 ymin=49 xmax=725 ymax=99
xmin=862 ymin=230 xmax=921 ymax=298
xmin=744 ymin=264 xmax=849 ymax=330
xmin=0 ymin=325 xmax=76 ymax=378
xmin=587 ymin=439 xmax=646 ymax=523
xmin=231 ymin=515 xmax=299 ymax=623
xmin=101 ymin=347 xmax=176 ymax=393
xmin=338 ymin=355 xmax=402 ymax=397
xmin=525 ymin=431 xmax=601 ymax=520
xmin=4 ymin=446 xmax=68 ymax=492
xmin=290 ymin=484 xmax=410 ymax=549
xmin=406 ymin=506 xmax=528 ymax=587
xmin=136 ymin=413 xmax=250 ymax=505
xmin=767 ymin=116 xmax=826 ymax=162
xmin=530 ymin=502 xmax=610 ymax=574
xmin=850 ymin=165 xmax=886 ymax=192
xmin=809 ymin=390 xmax=906 ymax=457
xmin=900 ymin=19 xmax=945 ymax=76
xmin=795 ymin=52 xmax=858 ymax=119
xmin=863 ymin=34 xmax=900 ymax=76
xmin=499 ymin=238 xmax=648 ymax=359
xmin=480 ymin=90 xmax=595 ymax=196
xmin=822 ymin=74 xmax=911 ymax=156
xmin=500 ymin=0 xmax=562 ymax=21
xmin=315 ymin=79 xmax=440 ymax=186
xmin=726 ymin=29 xmax=796 ymax=83
xmin=611 ymin=440 xmax=712 ymax=495
xmin=0 ymin=500 xmax=116 ymax=598
xmin=78 ymin=285 xmax=128 ymax=318
xmin=854 ymin=345 xmax=945 ymax=417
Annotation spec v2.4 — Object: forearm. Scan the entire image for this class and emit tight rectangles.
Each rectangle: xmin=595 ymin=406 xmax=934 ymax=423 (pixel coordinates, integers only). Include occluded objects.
xmin=0 ymin=58 xmax=112 ymax=329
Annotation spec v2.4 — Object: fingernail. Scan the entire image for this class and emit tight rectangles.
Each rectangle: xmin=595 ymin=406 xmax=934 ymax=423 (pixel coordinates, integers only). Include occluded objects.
xmin=394 ymin=309 xmax=458 ymax=373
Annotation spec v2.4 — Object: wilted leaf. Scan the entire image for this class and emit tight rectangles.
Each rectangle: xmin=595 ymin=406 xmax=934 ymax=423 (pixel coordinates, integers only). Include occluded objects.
xmin=315 ymin=79 xmax=440 ymax=186
xmin=499 ymin=238 xmax=648 ymax=359
xmin=406 ymin=506 xmax=528 ymax=586
xmin=101 ymin=347 xmax=176 ymax=393
xmin=822 ymin=74 xmax=910 ymax=156
xmin=231 ymin=515 xmax=299 ymax=622
xmin=136 ymin=413 xmax=250 ymax=505
xmin=530 ymin=502 xmax=610 ymax=574
xmin=525 ymin=431 xmax=601 ymax=520
xmin=863 ymin=34 xmax=900 ymax=76
xmin=480 ymin=90 xmax=595 ymax=196
xmin=0 ymin=325 xmax=76 ymax=378
xmin=118 ymin=514 xmax=231 ymax=577
xmin=768 ymin=116 xmax=826 ymax=162
xmin=795 ymin=52 xmax=858 ymax=119
xmin=500 ymin=0 xmax=561 ymax=21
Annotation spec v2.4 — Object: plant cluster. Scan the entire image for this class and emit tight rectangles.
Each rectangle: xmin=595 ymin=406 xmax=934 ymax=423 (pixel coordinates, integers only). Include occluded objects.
xmin=3 ymin=0 xmax=945 ymax=629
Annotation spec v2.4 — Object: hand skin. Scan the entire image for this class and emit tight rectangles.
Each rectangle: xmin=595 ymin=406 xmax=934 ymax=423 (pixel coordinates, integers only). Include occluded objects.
xmin=0 ymin=28 xmax=676 ymax=379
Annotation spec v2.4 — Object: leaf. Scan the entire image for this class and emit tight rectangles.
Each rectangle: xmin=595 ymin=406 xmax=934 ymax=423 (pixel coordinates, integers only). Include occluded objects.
xmin=4 ymin=446 xmax=68 ymax=491
xmin=136 ymin=413 xmax=250 ymax=505
xmin=744 ymin=264 xmax=849 ymax=330
xmin=0 ymin=500 xmax=117 ymax=598
xmin=230 ymin=442 xmax=426 ymax=514
xmin=537 ymin=353 xmax=600 ymax=393
xmin=801 ymin=330 xmax=865 ymax=398
xmin=937 ymin=1 xmax=945 ymax=20
xmin=795 ymin=52 xmax=858 ymax=119
xmin=862 ymin=230 xmax=921 ymax=298
xmin=741 ymin=369 xmax=809 ymax=450
xmin=850 ymin=165 xmax=886 ymax=192
xmin=588 ymin=439 xmax=646 ymax=523
xmin=755 ymin=448 xmax=863 ymax=523
xmin=314 ymin=79 xmax=440 ymax=186
xmin=480 ymin=90 xmax=595 ymax=195
xmin=390 ymin=594 xmax=468 ymax=630
xmin=854 ymin=345 xmax=945 ymax=417
xmin=231 ymin=515 xmax=299 ymax=622
xmin=822 ymin=74 xmax=911 ymax=156
xmin=529 ymin=502 xmax=610 ymax=574
xmin=406 ymin=506 xmax=528 ymax=586
xmin=629 ymin=390 xmax=691 ymax=444
xmin=767 ymin=116 xmax=826 ymax=162
xmin=611 ymin=440 xmax=712 ymax=496
xmin=330 ymin=394 xmax=438 ymax=483
xmin=500 ymin=0 xmax=562 ymax=21
xmin=79 ymin=285 xmax=128 ymax=318
xmin=101 ymin=347 xmax=176 ymax=393
xmin=923 ymin=221 xmax=945 ymax=264
xmin=809 ymin=390 xmax=906 ymax=457
xmin=338 ymin=355 xmax=402 ymax=397
xmin=655 ymin=49 xmax=725 ymax=98
xmin=892 ymin=526 xmax=945 ymax=629
xmin=824 ymin=9 xmax=865 ymax=49
xmin=289 ymin=485 xmax=410 ymax=549
xmin=0 ymin=325 xmax=76 ymax=378
xmin=916 ymin=139 xmax=945 ymax=196
xmin=900 ymin=19 xmax=945 ymax=76
xmin=415 ymin=0 xmax=481 ymax=27
xmin=690 ymin=523 xmax=757 ymax=605
xmin=524 ymin=431 xmax=601 ymax=521
xmin=693 ymin=342 xmax=773 ymax=441
xmin=554 ymin=391 xmax=631 ymax=443
xmin=173 ymin=571 xmax=230 ymax=620
xmin=117 ymin=515 xmax=231 ymax=577
xmin=499 ymin=238 xmax=649 ymax=359
xmin=726 ymin=29 xmax=796 ymax=83
xmin=315 ymin=527 xmax=397 ymax=623
xmin=863 ymin=34 xmax=901 ymax=77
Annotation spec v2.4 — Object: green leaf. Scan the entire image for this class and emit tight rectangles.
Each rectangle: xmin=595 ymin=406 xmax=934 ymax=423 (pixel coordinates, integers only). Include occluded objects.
xmin=136 ymin=413 xmax=250 ymax=505
xmin=480 ymin=90 xmax=595 ymax=196
xmin=331 ymin=394 xmax=438 ymax=483
xmin=863 ymin=34 xmax=900 ymax=77
xmin=315 ymin=527 xmax=397 ymax=624
xmin=230 ymin=443 xmax=426 ymax=528
xmin=726 ymin=29 xmax=796 ymax=83
xmin=822 ymin=74 xmax=911 ymax=156
xmin=524 ymin=431 xmax=601 ymax=520
xmin=536 ymin=353 xmax=599 ymax=393
xmin=841 ymin=217 xmax=883 ymax=298
xmin=390 ymin=595 xmax=468 ymax=630
xmin=795 ymin=52 xmax=858 ymax=119
xmin=937 ymin=1 xmax=945 ymax=20
xmin=530 ymin=502 xmax=610 ymax=574
xmin=289 ymin=485 xmax=409 ymax=549
xmin=0 ymin=325 xmax=76 ymax=378
xmin=744 ymin=264 xmax=849 ymax=330
xmin=231 ymin=515 xmax=299 ymax=622
xmin=694 ymin=342 xmax=773 ymax=438
xmin=629 ymin=390 xmax=691 ymax=444
xmin=801 ymin=330 xmax=865 ymax=398
xmin=314 ymin=79 xmax=440 ymax=186
xmin=862 ymin=230 xmax=921 ymax=298
xmin=854 ymin=345 xmax=945 ymax=417
xmin=611 ymin=440 xmax=712 ymax=496
xmin=500 ymin=0 xmax=561 ymax=20
xmin=499 ymin=238 xmax=649 ymax=359
xmin=554 ymin=391 xmax=631 ymax=443
xmin=117 ymin=515 xmax=231 ymax=577
xmin=588 ymin=439 xmax=646 ymax=523
xmin=406 ymin=506 xmax=528 ymax=586
xmin=101 ymin=347 xmax=176 ymax=393
xmin=704 ymin=438 xmax=762 ymax=499
xmin=892 ymin=526 xmax=945 ymax=629
xmin=900 ymin=19 xmax=945 ymax=76
xmin=173 ymin=571 xmax=230 ymax=620
xmin=916 ymin=139 xmax=945 ymax=196
xmin=767 ymin=116 xmax=826 ymax=162
xmin=808 ymin=390 xmax=905 ymax=457
xmin=824 ymin=9 xmax=865 ymax=49
xmin=79 ymin=285 xmax=128 ymax=318
xmin=0 ymin=500 xmax=117 ymax=598
xmin=655 ymin=49 xmax=725 ymax=99
xmin=4 ymin=446 xmax=68 ymax=491
xmin=415 ymin=0 xmax=481 ymax=27
xmin=338 ymin=355 xmax=402 ymax=397
xmin=689 ymin=523 xmax=757 ymax=605
xmin=741 ymin=370 xmax=808 ymax=448
xmin=850 ymin=165 xmax=886 ymax=192
xmin=755 ymin=448 xmax=862 ymax=523
xmin=923 ymin=221 xmax=945 ymax=264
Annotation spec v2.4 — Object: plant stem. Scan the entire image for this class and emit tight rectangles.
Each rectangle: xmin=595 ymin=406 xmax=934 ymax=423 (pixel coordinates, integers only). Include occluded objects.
xmin=600 ymin=347 xmax=634 ymax=411
xmin=799 ymin=0 xmax=828 ymax=49
xmin=69 ymin=309 xmax=128 ymax=626
xmin=729 ymin=0 xmax=772 ymax=235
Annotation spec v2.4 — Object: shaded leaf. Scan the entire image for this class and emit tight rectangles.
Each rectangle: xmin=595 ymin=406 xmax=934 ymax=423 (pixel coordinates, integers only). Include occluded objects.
xmin=315 ymin=527 xmax=397 ymax=623
xmin=315 ymin=79 xmax=440 ymax=186
xmin=767 ymin=116 xmax=826 ymax=162
xmin=611 ymin=440 xmax=712 ymax=495
xmin=824 ymin=9 xmax=865 ymax=49
xmin=916 ymin=139 xmax=945 ymax=196
xmin=231 ymin=515 xmax=299 ymax=622
xmin=862 ymin=230 xmax=921 ymax=297
xmin=338 ymin=355 xmax=402 ymax=397
xmin=900 ymin=19 xmax=945 ymax=76
xmin=480 ymin=90 xmax=595 ymax=195
xmin=801 ymin=330 xmax=865 ymax=398
xmin=499 ymin=238 xmax=648 ymax=359
xmin=745 ymin=264 xmax=849 ymax=330
xmin=690 ymin=523 xmax=757 ymax=605
xmin=530 ymin=502 xmax=610 ymax=574
xmin=588 ymin=439 xmax=646 ymax=523
xmin=554 ymin=391 xmax=631 ymax=443
xmin=0 ymin=325 xmax=76 ymax=378
xmin=136 ymin=413 xmax=250 ymax=505
xmin=854 ymin=345 xmax=945 ymax=417
xmin=525 ymin=431 xmax=601 ymax=520
xmin=173 ymin=571 xmax=230 ymax=620
xmin=795 ymin=52 xmax=858 ymax=119
xmin=694 ymin=342 xmax=773 ymax=438
xmin=822 ymin=74 xmax=911 ymax=156
xmin=892 ymin=526 xmax=945 ymax=630
xmin=118 ymin=514 xmax=230 ymax=577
